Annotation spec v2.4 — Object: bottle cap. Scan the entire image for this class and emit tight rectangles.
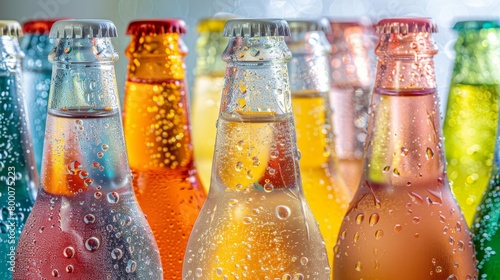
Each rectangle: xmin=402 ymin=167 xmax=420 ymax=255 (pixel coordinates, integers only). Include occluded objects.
xmin=376 ymin=18 xmax=437 ymax=34
xmin=286 ymin=18 xmax=331 ymax=34
xmin=197 ymin=17 xmax=230 ymax=33
xmin=49 ymin=19 xmax=117 ymax=39
xmin=223 ymin=18 xmax=290 ymax=37
xmin=0 ymin=20 xmax=22 ymax=37
xmin=453 ymin=20 xmax=500 ymax=31
xmin=23 ymin=18 xmax=67 ymax=35
xmin=126 ymin=19 xmax=186 ymax=35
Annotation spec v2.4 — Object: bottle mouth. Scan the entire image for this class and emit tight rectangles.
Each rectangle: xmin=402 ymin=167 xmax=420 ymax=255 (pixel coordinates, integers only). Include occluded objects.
xmin=376 ymin=18 xmax=438 ymax=34
xmin=126 ymin=19 xmax=186 ymax=36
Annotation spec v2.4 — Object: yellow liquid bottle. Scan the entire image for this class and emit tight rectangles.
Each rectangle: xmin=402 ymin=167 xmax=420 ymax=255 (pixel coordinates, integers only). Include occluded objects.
xmin=443 ymin=21 xmax=500 ymax=225
xmin=286 ymin=19 xmax=350 ymax=272
xmin=183 ymin=19 xmax=330 ymax=279
xmin=191 ymin=18 xmax=229 ymax=191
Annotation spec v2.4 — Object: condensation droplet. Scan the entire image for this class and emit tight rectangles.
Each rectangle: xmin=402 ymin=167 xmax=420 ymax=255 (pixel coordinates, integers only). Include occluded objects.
xmin=235 ymin=161 xmax=243 ymax=172
xmin=436 ymin=266 xmax=442 ymax=273
xmin=426 ymin=147 xmax=434 ymax=160
xmin=375 ymin=230 xmax=384 ymax=240
xmin=111 ymin=248 xmax=123 ymax=260
xmin=401 ymin=147 xmax=409 ymax=156
xmin=413 ymin=216 xmax=420 ymax=224
xmin=97 ymin=152 xmax=104 ymax=158
xmin=355 ymin=213 xmax=364 ymax=225
xmin=195 ymin=267 xmax=202 ymax=277
xmin=383 ymin=166 xmax=390 ymax=172
xmin=264 ymin=183 xmax=274 ymax=192
xmin=126 ymin=260 xmax=137 ymax=273
xmin=393 ymin=168 xmax=400 ymax=176
xmin=243 ymin=216 xmax=252 ymax=224
xmin=84 ymin=214 xmax=96 ymax=224
xmin=300 ymin=257 xmax=308 ymax=265
xmin=394 ymin=224 xmax=402 ymax=232
xmin=85 ymin=237 xmax=100 ymax=252
xmin=66 ymin=264 xmax=74 ymax=273
xmin=355 ymin=261 xmax=362 ymax=271
xmin=353 ymin=232 xmax=359 ymax=243
xmin=369 ymin=213 xmax=380 ymax=226
xmin=63 ymin=246 xmax=75 ymax=258
xmin=94 ymin=192 xmax=102 ymax=199
xmin=107 ymin=192 xmax=119 ymax=204
xmin=216 ymin=267 xmax=223 ymax=276
xmin=52 ymin=269 xmax=59 ymax=277
xmin=101 ymin=144 xmax=109 ymax=151
xmin=276 ymin=205 xmax=291 ymax=220
xmin=236 ymin=140 xmax=244 ymax=151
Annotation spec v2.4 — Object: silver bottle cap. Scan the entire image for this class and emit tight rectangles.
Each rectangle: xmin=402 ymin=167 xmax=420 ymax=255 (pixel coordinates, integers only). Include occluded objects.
xmin=286 ymin=18 xmax=331 ymax=34
xmin=223 ymin=18 xmax=290 ymax=37
xmin=0 ymin=20 xmax=22 ymax=37
xmin=49 ymin=19 xmax=118 ymax=39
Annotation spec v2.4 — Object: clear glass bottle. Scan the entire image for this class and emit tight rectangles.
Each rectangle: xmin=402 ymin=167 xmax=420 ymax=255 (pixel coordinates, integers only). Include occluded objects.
xmin=191 ymin=17 xmax=229 ymax=191
xmin=0 ymin=20 xmax=37 ymax=280
xmin=326 ymin=19 xmax=374 ymax=194
xmin=285 ymin=18 xmax=350 ymax=269
xmin=21 ymin=19 xmax=61 ymax=174
xmin=334 ymin=18 xmax=478 ymax=279
xmin=14 ymin=19 xmax=163 ymax=279
xmin=443 ymin=20 xmax=500 ymax=225
xmin=124 ymin=19 xmax=206 ymax=279
xmin=183 ymin=19 xmax=330 ymax=279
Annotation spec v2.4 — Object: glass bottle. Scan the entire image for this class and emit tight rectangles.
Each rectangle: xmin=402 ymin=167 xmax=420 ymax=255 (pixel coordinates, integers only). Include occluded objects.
xmin=443 ymin=20 xmax=500 ymax=226
xmin=123 ymin=19 xmax=206 ymax=278
xmin=14 ymin=19 xmax=163 ymax=279
xmin=0 ymin=20 xmax=37 ymax=280
xmin=191 ymin=17 xmax=229 ymax=191
xmin=285 ymin=18 xmax=350 ymax=269
xmin=21 ymin=19 xmax=60 ymax=175
xmin=326 ymin=19 xmax=374 ymax=194
xmin=334 ymin=18 xmax=478 ymax=279
xmin=183 ymin=19 xmax=330 ymax=279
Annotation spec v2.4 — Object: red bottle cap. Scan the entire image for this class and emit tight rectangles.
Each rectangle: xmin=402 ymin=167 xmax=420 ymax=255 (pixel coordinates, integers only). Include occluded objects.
xmin=126 ymin=19 xmax=186 ymax=36
xmin=376 ymin=18 xmax=438 ymax=34
xmin=23 ymin=18 xmax=68 ymax=35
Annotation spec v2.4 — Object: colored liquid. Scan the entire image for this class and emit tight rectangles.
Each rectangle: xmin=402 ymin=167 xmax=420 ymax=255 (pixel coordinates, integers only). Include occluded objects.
xmin=0 ymin=75 xmax=36 ymax=279
xmin=14 ymin=109 xmax=163 ymax=279
xmin=191 ymin=75 xmax=225 ymax=190
xmin=183 ymin=113 xmax=330 ymax=279
xmin=329 ymin=86 xmax=371 ymax=194
xmin=23 ymin=70 xmax=51 ymax=174
xmin=124 ymin=80 xmax=206 ymax=279
xmin=443 ymin=83 xmax=499 ymax=225
xmin=291 ymin=92 xmax=350 ymax=267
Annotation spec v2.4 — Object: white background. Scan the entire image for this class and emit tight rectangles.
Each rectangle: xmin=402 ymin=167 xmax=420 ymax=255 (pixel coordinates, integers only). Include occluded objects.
xmin=2 ymin=0 xmax=500 ymax=114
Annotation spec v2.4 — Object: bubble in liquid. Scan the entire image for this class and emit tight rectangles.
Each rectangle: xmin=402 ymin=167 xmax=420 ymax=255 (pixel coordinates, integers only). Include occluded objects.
xmin=300 ymin=257 xmax=308 ymax=265
xmin=369 ymin=213 xmax=380 ymax=226
xmin=85 ymin=237 xmax=100 ymax=252
xmin=84 ymin=214 xmax=96 ymax=224
xmin=126 ymin=260 xmax=137 ymax=273
xmin=216 ymin=267 xmax=223 ymax=276
xmin=66 ymin=265 xmax=74 ymax=273
xmin=195 ymin=267 xmax=202 ymax=277
xmin=94 ymin=192 xmax=102 ymax=199
xmin=52 ymin=269 xmax=59 ymax=277
xmin=276 ymin=205 xmax=291 ymax=220
xmin=235 ymin=161 xmax=243 ymax=172
xmin=236 ymin=140 xmax=244 ymax=151
xmin=111 ymin=248 xmax=123 ymax=260
xmin=264 ymin=182 xmax=274 ymax=192
xmin=355 ymin=213 xmax=364 ymax=225
xmin=63 ymin=246 xmax=75 ymax=258
xmin=107 ymin=192 xmax=119 ymax=204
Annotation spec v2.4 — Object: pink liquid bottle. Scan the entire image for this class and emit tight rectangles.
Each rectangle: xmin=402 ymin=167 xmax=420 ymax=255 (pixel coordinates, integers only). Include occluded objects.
xmin=334 ymin=18 xmax=478 ymax=280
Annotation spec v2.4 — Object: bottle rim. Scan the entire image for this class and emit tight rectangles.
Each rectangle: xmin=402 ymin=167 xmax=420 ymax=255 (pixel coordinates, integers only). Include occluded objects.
xmin=376 ymin=18 xmax=437 ymax=34
xmin=126 ymin=19 xmax=186 ymax=36
xmin=23 ymin=18 xmax=69 ymax=35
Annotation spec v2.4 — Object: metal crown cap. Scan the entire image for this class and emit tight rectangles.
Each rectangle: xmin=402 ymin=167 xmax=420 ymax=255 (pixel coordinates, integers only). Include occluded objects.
xmin=23 ymin=18 xmax=68 ymax=35
xmin=286 ymin=18 xmax=331 ymax=34
xmin=453 ymin=20 xmax=500 ymax=31
xmin=376 ymin=18 xmax=437 ymax=34
xmin=223 ymin=19 xmax=290 ymax=37
xmin=0 ymin=20 xmax=22 ymax=37
xmin=49 ymin=19 xmax=118 ymax=39
xmin=126 ymin=19 xmax=186 ymax=35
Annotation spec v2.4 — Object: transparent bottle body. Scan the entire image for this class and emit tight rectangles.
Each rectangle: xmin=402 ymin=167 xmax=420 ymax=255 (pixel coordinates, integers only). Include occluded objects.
xmin=14 ymin=37 xmax=162 ymax=279
xmin=124 ymin=32 xmax=206 ymax=279
xmin=0 ymin=36 xmax=37 ymax=280
xmin=183 ymin=36 xmax=329 ymax=279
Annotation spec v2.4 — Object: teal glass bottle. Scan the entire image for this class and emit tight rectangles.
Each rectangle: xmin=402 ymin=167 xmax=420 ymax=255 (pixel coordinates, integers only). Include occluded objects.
xmin=0 ymin=20 xmax=37 ymax=279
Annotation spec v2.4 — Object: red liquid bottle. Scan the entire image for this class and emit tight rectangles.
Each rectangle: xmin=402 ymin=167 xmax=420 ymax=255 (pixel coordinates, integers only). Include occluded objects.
xmin=334 ymin=18 xmax=478 ymax=280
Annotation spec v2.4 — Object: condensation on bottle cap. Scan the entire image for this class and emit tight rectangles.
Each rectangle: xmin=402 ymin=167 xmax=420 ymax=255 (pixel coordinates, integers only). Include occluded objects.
xmin=376 ymin=18 xmax=437 ymax=35
xmin=49 ymin=19 xmax=117 ymax=39
xmin=453 ymin=20 xmax=500 ymax=31
xmin=0 ymin=20 xmax=22 ymax=37
xmin=126 ymin=19 xmax=186 ymax=36
xmin=23 ymin=18 xmax=68 ymax=35
xmin=223 ymin=19 xmax=290 ymax=37
xmin=286 ymin=18 xmax=331 ymax=34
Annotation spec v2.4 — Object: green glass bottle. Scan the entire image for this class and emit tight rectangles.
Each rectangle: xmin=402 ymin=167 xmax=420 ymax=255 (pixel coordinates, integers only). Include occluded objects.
xmin=443 ymin=20 xmax=500 ymax=225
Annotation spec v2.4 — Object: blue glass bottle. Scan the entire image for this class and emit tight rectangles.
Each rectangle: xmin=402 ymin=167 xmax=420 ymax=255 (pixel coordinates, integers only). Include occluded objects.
xmin=0 ymin=20 xmax=37 ymax=279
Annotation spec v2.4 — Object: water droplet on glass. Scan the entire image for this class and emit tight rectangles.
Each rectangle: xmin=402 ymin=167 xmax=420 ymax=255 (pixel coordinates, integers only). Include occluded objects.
xmin=216 ymin=267 xmax=223 ymax=276
xmin=79 ymin=171 xmax=89 ymax=179
xmin=107 ymin=192 xmax=119 ymax=204
xmin=111 ymin=248 xmax=123 ymax=260
xmin=449 ymin=236 xmax=455 ymax=245
xmin=355 ymin=261 xmax=362 ymax=271
xmin=85 ymin=237 xmax=100 ymax=252
xmin=436 ymin=266 xmax=442 ymax=273
xmin=97 ymin=152 xmax=104 ymax=158
xmin=413 ymin=216 xmax=420 ymax=224
xmin=448 ymin=274 xmax=458 ymax=280
xmin=353 ymin=232 xmax=359 ymax=243
xmin=236 ymin=140 xmax=244 ymax=151
xmin=67 ymin=160 xmax=81 ymax=175
xmin=393 ymin=168 xmax=400 ymax=176
xmin=426 ymin=147 xmax=434 ymax=160
xmin=63 ymin=246 xmax=75 ymax=258
xmin=401 ymin=147 xmax=409 ymax=156
xmin=458 ymin=240 xmax=464 ymax=251
xmin=383 ymin=166 xmax=390 ymax=172
xmin=270 ymin=150 xmax=279 ymax=159
xmin=264 ymin=183 xmax=274 ymax=192
xmin=252 ymin=156 xmax=260 ymax=167
xmin=66 ymin=264 xmax=74 ymax=273
xmin=369 ymin=213 xmax=380 ymax=226
xmin=39 ymin=226 xmax=44 ymax=233
xmin=394 ymin=224 xmax=402 ymax=232
xmin=375 ymin=230 xmax=384 ymax=240
xmin=101 ymin=144 xmax=109 ymax=151
xmin=52 ymin=269 xmax=59 ymax=277
xmin=300 ymin=257 xmax=308 ymax=265
xmin=94 ymin=192 xmax=102 ymax=199
xmin=246 ymin=170 xmax=253 ymax=179
xmin=126 ymin=260 xmax=137 ymax=273
xmin=355 ymin=213 xmax=364 ymax=225
xmin=275 ymin=205 xmax=291 ymax=220
xmin=243 ymin=216 xmax=252 ymax=224
xmin=235 ymin=161 xmax=243 ymax=172
xmin=84 ymin=214 xmax=96 ymax=224
xmin=294 ymin=273 xmax=304 ymax=280
xmin=195 ymin=267 xmax=202 ymax=277
xmin=229 ymin=199 xmax=238 ymax=206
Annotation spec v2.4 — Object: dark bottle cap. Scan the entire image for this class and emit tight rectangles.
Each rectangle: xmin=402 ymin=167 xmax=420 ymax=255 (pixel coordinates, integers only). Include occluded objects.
xmin=223 ymin=18 xmax=290 ymax=37
xmin=126 ymin=19 xmax=186 ymax=36
xmin=23 ymin=18 xmax=68 ymax=35
xmin=376 ymin=18 xmax=437 ymax=34
xmin=49 ymin=19 xmax=118 ymax=39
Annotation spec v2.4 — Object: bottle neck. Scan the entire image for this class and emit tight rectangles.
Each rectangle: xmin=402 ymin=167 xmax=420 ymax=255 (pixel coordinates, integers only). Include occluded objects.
xmin=452 ymin=28 xmax=500 ymax=85
xmin=125 ymin=33 xmax=187 ymax=81
xmin=20 ymin=34 xmax=54 ymax=71
xmin=195 ymin=30 xmax=227 ymax=77
xmin=0 ymin=36 xmax=23 ymax=75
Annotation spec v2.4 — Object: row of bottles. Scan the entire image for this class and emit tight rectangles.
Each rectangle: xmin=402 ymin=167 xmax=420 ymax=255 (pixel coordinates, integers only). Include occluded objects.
xmin=0 ymin=15 xmax=499 ymax=279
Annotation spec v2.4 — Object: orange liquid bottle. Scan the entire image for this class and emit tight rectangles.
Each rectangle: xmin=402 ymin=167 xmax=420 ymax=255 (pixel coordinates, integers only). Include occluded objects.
xmin=285 ymin=19 xmax=350 ymax=269
xmin=326 ymin=19 xmax=374 ymax=194
xmin=334 ymin=18 xmax=478 ymax=279
xmin=123 ymin=19 xmax=207 ymax=279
